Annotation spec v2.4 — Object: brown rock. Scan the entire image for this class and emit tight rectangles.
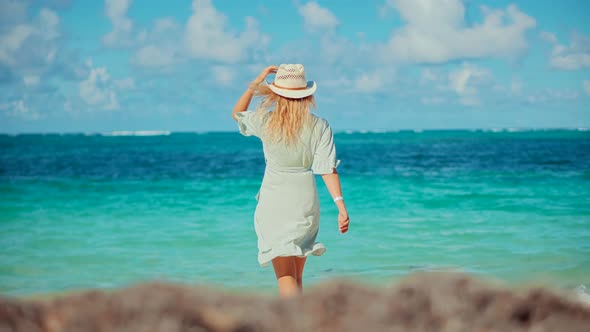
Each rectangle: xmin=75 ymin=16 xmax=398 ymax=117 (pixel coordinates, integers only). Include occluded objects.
xmin=0 ymin=273 xmax=588 ymax=332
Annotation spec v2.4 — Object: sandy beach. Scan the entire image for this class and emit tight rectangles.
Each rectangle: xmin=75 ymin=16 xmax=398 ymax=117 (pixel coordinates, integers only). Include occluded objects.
xmin=2 ymin=272 xmax=589 ymax=332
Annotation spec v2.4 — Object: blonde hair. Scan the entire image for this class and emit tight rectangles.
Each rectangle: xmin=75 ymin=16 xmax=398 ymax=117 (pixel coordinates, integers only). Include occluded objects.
xmin=252 ymin=83 xmax=315 ymax=146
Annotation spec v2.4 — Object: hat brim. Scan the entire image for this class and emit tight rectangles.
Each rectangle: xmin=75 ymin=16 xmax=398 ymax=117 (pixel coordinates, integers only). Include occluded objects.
xmin=266 ymin=80 xmax=317 ymax=99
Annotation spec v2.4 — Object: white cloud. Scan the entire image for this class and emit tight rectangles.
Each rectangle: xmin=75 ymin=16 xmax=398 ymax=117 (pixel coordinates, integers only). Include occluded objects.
xmin=313 ymin=66 xmax=395 ymax=94
xmin=79 ymin=61 xmax=120 ymax=110
xmin=154 ymin=17 xmax=178 ymax=33
xmin=583 ymin=80 xmax=590 ymax=95
xmin=184 ymin=0 xmax=268 ymax=63
xmin=298 ymin=2 xmax=339 ymax=32
xmin=511 ymin=77 xmax=522 ymax=94
xmin=542 ymin=32 xmax=590 ymax=70
xmin=64 ymin=100 xmax=73 ymax=113
xmin=287 ymin=4 xmax=361 ymax=67
xmin=420 ymin=68 xmax=439 ymax=84
xmin=318 ymin=34 xmax=359 ymax=65
xmin=320 ymin=76 xmax=352 ymax=89
xmin=291 ymin=3 xmax=375 ymax=70
xmin=448 ymin=64 xmax=490 ymax=106
xmin=526 ymin=88 xmax=580 ymax=104
xmin=37 ymin=8 xmax=60 ymax=40
xmin=377 ymin=3 xmax=390 ymax=18
xmin=103 ymin=0 xmax=269 ymax=68
xmin=354 ymin=73 xmax=383 ymax=92
xmin=211 ymin=65 xmax=233 ymax=86
xmin=449 ymin=64 xmax=490 ymax=94
xmin=0 ymin=0 xmax=28 ymax=27
xmin=134 ymin=45 xmax=176 ymax=67
xmin=114 ymin=77 xmax=135 ymax=90
xmin=353 ymin=68 xmax=395 ymax=93
xmin=539 ymin=31 xmax=557 ymax=44
xmin=458 ymin=96 xmax=481 ymax=106
xmin=257 ymin=5 xmax=269 ymax=16
xmin=13 ymin=100 xmax=28 ymax=115
xmin=78 ymin=61 xmax=135 ymax=111
xmin=102 ymin=2 xmax=180 ymax=58
xmin=421 ymin=96 xmax=445 ymax=105
xmin=449 ymin=70 xmax=470 ymax=95
xmin=380 ymin=0 xmax=536 ymax=64
xmin=102 ymin=0 xmax=134 ymax=47
xmin=131 ymin=16 xmax=184 ymax=68
xmin=0 ymin=8 xmax=60 ymax=67
xmin=37 ymin=0 xmax=72 ymax=10
xmin=23 ymin=74 xmax=40 ymax=86
xmin=0 ymin=3 xmax=90 ymax=121
xmin=0 ymin=99 xmax=41 ymax=120
xmin=421 ymin=68 xmax=449 ymax=92
xmin=0 ymin=25 xmax=35 ymax=65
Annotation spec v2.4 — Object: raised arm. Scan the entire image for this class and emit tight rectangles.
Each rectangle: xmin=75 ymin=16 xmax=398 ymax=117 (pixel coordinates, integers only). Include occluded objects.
xmin=321 ymin=170 xmax=349 ymax=234
xmin=232 ymin=65 xmax=278 ymax=121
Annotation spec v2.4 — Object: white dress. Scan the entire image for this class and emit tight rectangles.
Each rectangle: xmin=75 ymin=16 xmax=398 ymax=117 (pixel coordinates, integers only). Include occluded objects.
xmin=236 ymin=110 xmax=341 ymax=267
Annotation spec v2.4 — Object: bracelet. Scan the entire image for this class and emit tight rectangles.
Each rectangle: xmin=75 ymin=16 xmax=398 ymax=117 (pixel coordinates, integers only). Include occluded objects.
xmin=333 ymin=196 xmax=344 ymax=202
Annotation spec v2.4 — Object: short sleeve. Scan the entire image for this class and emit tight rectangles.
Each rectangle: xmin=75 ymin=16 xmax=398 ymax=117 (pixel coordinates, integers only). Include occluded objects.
xmin=311 ymin=121 xmax=341 ymax=175
xmin=235 ymin=110 xmax=265 ymax=137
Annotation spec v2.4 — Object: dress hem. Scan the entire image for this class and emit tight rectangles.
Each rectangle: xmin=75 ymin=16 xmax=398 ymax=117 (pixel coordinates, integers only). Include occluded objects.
xmin=258 ymin=242 xmax=326 ymax=268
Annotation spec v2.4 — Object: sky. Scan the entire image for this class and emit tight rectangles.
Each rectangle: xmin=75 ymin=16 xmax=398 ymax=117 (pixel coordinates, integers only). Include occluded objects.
xmin=0 ymin=0 xmax=589 ymax=133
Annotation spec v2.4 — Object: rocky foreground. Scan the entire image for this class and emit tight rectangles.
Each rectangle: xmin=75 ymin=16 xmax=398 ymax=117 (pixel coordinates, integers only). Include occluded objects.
xmin=1 ymin=273 xmax=589 ymax=332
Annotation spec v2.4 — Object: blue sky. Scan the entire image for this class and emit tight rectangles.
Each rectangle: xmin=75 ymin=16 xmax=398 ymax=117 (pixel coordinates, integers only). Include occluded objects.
xmin=1 ymin=0 xmax=589 ymax=133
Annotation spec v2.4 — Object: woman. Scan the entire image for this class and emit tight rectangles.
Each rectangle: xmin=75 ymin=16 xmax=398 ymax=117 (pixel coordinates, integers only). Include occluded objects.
xmin=232 ymin=64 xmax=350 ymax=298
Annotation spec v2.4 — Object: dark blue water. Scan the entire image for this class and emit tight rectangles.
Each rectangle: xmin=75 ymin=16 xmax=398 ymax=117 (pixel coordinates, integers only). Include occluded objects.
xmin=1 ymin=129 xmax=589 ymax=296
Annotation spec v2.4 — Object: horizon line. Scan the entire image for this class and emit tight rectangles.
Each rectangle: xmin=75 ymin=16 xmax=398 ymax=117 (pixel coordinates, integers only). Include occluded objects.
xmin=1 ymin=126 xmax=589 ymax=136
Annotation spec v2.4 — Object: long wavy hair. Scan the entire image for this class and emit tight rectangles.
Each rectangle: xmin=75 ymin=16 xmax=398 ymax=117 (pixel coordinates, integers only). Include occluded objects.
xmin=252 ymin=83 xmax=315 ymax=146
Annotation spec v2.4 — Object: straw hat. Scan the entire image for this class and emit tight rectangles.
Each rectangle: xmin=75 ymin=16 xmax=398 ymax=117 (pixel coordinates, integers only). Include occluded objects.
xmin=267 ymin=64 xmax=317 ymax=99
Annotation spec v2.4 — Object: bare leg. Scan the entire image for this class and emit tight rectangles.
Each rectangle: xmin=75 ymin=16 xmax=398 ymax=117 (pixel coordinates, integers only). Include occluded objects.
xmin=294 ymin=256 xmax=307 ymax=290
xmin=271 ymin=256 xmax=299 ymax=298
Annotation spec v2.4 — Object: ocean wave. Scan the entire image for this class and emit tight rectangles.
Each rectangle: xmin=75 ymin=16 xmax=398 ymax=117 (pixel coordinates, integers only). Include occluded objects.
xmin=576 ymin=285 xmax=590 ymax=306
xmin=102 ymin=130 xmax=171 ymax=136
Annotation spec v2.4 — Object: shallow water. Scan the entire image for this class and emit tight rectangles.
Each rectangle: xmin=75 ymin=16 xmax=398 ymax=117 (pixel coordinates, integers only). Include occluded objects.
xmin=1 ymin=129 xmax=589 ymax=296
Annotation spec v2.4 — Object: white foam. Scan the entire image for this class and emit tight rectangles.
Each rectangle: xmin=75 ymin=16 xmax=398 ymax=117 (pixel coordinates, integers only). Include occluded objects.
xmin=575 ymin=285 xmax=590 ymax=307
xmin=103 ymin=130 xmax=171 ymax=136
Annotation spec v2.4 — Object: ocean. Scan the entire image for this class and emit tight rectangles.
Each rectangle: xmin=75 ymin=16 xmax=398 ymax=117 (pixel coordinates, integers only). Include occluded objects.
xmin=1 ymin=129 xmax=589 ymax=297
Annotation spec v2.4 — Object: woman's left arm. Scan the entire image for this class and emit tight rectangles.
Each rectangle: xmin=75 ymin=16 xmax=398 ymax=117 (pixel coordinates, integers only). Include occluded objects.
xmin=232 ymin=65 xmax=278 ymax=121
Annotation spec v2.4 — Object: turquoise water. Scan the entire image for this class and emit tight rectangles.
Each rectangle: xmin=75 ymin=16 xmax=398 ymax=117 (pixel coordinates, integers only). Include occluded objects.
xmin=1 ymin=129 xmax=589 ymax=296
